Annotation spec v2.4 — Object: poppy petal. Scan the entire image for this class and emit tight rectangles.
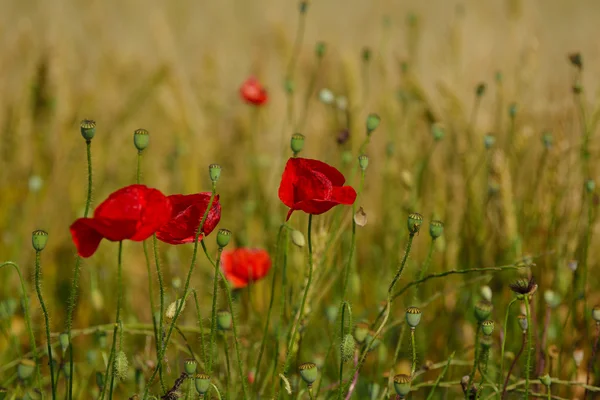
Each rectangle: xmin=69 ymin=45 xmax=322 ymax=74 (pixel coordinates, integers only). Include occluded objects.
xmin=130 ymin=187 xmax=172 ymax=241
xmin=292 ymin=199 xmax=341 ymax=216
xmin=331 ymin=185 xmax=357 ymax=205
xmin=69 ymin=219 xmax=119 ymax=258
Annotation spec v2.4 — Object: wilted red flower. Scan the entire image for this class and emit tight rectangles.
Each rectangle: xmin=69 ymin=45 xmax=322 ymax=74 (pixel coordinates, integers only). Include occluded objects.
xmin=240 ymin=77 xmax=268 ymax=105
xmin=156 ymin=193 xmax=221 ymax=245
xmin=278 ymin=157 xmax=357 ymax=220
xmin=221 ymin=248 xmax=272 ymax=289
xmin=70 ymin=185 xmax=171 ymax=258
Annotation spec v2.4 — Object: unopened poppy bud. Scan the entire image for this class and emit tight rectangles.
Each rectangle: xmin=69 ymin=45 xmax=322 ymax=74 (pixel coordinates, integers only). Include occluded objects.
xmin=586 ymin=179 xmax=595 ymax=193
xmin=133 ymin=128 xmax=149 ymax=151
xmin=480 ymin=285 xmax=493 ymax=302
xmin=573 ymin=83 xmax=583 ymax=94
xmin=114 ymin=351 xmax=129 ymax=381
xmin=358 ymin=155 xmax=369 ymax=171
xmin=17 ymin=359 xmax=35 ymax=380
xmin=362 ymin=47 xmax=372 ymax=62
xmin=216 ymin=229 xmax=231 ymax=248
xmin=405 ymin=306 xmax=422 ymax=328
xmin=429 ymin=220 xmax=444 ymax=239
xmin=96 ymin=371 xmax=105 ymax=389
xmin=431 ymin=123 xmax=445 ymax=141
xmin=474 ymin=300 xmax=493 ymax=323
xmin=172 ymin=277 xmax=182 ymax=290
xmin=476 ymin=83 xmax=486 ymax=97
xmin=481 ymin=320 xmax=494 ymax=336
xmin=407 ymin=213 xmax=423 ymax=235
xmin=291 ymin=133 xmax=305 ymax=155
xmin=184 ymin=359 xmax=197 ymax=375
xmin=354 ymin=207 xmax=367 ymax=227
xmin=32 ymin=230 xmax=48 ymax=252
xmin=393 ymin=374 xmax=411 ymax=398
xmin=353 ymin=322 xmax=369 ymax=344
xmin=80 ymin=119 xmax=96 ymax=141
xmin=195 ymin=373 xmax=211 ymax=395
xmin=542 ymin=132 xmax=553 ymax=149
xmin=217 ymin=310 xmax=232 ymax=331
xmin=366 ymin=113 xmax=381 ymax=135
xmin=209 ymin=164 xmax=221 ymax=183
xmin=319 ymin=88 xmax=335 ymax=105
xmin=539 ymin=374 xmax=551 ymax=387
xmin=59 ymin=332 xmax=70 ymax=354
xmin=517 ymin=314 xmax=528 ymax=331
xmin=291 ymin=229 xmax=306 ymax=247
xmin=509 ymin=103 xmax=517 ymax=118
xmin=341 ymin=334 xmax=356 ymax=362
xmin=484 ymin=134 xmax=496 ymax=149
xmin=593 ymin=306 xmax=600 ymax=323
xmin=315 ymin=42 xmax=326 ymax=58
xmin=298 ymin=362 xmax=318 ymax=386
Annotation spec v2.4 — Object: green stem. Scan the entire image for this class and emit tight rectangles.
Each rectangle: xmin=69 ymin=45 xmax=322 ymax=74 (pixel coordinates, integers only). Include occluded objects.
xmin=415 ymin=238 xmax=436 ymax=301
xmin=103 ymin=241 xmax=123 ymax=400
xmin=525 ymin=296 xmax=532 ymax=398
xmin=411 ymin=328 xmax=418 ymax=376
xmin=467 ymin=323 xmax=481 ymax=397
xmin=338 ymin=302 xmax=352 ymax=400
xmin=207 ymin=248 xmax=222 ymax=374
xmin=192 ymin=290 xmax=207 ymax=366
xmin=35 ymin=252 xmax=57 ymax=400
xmin=223 ymin=334 xmax=231 ymax=394
xmin=499 ymin=298 xmax=518 ymax=399
xmin=152 ymin=234 xmax=166 ymax=393
xmin=426 ymin=352 xmax=455 ymax=400
xmin=389 ymin=234 xmax=415 ymax=294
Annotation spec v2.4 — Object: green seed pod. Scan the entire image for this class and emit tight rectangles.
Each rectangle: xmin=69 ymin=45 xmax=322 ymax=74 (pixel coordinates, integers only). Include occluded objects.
xmin=195 ymin=373 xmax=211 ymax=395
xmin=407 ymin=213 xmax=423 ymax=235
xmin=315 ymin=42 xmax=326 ymax=58
xmin=217 ymin=310 xmax=232 ymax=331
xmin=358 ymin=155 xmax=369 ymax=171
xmin=474 ymin=300 xmax=493 ymax=323
xmin=539 ymin=374 xmax=551 ymax=387
xmin=31 ymin=230 xmax=48 ymax=252
xmin=184 ymin=359 xmax=197 ymax=375
xmin=592 ymin=306 xmax=600 ymax=323
xmin=573 ymin=83 xmax=583 ymax=94
xmin=291 ymin=229 xmax=306 ymax=248
xmin=405 ymin=306 xmax=422 ymax=329
xmin=59 ymin=332 xmax=70 ymax=354
xmin=366 ymin=113 xmax=381 ymax=135
xmin=393 ymin=374 xmax=411 ymax=398
xmin=586 ymin=179 xmax=595 ymax=193
xmin=133 ymin=128 xmax=149 ymax=151
xmin=291 ymin=133 xmax=305 ymax=155
xmin=429 ymin=220 xmax=444 ymax=239
xmin=298 ymin=362 xmax=318 ymax=386
xmin=114 ymin=351 xmax=129 ymax=381
xmin=80 ymin=119 xmax=96 ymax=141
xmin=431 ymin=123 xmax=445 ymax=141
xmin=209 ymin=164 xmax=221 ymax=183
xmin=362 ymin=47 xmax=372 ymax=63
xmin=216 ymin=229 xmax=232 ymax=248
xmin=484 ymin=134 xmax=496 ymax=149
xmin=17 ymin=359 xmax=36 ymax=380
xmin=476 ymin=83 xmax=486 ymax=97
xmin=353 ymin=322 xmax=369 ymax=344
xmin=481 ymin=320 xmax=494 ymax=336
xmin=0 ymin=388 xmax=7 ymax=400
xmin=96 ymin=371 xmax=104 ymax=389
xmin=341 ymin=334 xmax=356 ymax=362
xmin=517 ymin=314 xmax=528 ymax=331
xmin=63 ymin=362 xmax=72 ymax=379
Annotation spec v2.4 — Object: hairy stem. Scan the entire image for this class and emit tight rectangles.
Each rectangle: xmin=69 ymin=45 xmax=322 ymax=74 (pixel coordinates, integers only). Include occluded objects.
xmin=35 ymin=251 xmax=57 ymax=400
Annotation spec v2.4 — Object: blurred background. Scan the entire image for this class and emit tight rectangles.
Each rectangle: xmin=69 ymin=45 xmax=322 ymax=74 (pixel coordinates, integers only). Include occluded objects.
xmin=2 ymin=0 xmax=600 ymax=396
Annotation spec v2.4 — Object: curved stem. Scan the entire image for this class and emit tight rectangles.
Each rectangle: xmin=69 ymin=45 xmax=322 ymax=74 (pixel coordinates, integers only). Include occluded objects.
xmin=426 ymin=352 xmax=455 ymax=400
xmin=35 ymin=252 xmax=57 ymax=400
xmin=411 ymin=328 xmax=418 ymax=376
xmin=502 ymin=332 xmax=526 ymax=399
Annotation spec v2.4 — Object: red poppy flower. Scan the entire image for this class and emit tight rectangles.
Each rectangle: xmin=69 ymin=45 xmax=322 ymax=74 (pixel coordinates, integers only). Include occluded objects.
xmin=70 ymin=185 xmax=171 ymax=258
xmin=278 ymin=157 xmax=357 ymax=220
xmin=156 ymin=193 xmax=221 ymax=245
xmin=221 ymin=248 xmax=272 ymax=289
xmin=240 ymin=77 xmax=268 ymax=105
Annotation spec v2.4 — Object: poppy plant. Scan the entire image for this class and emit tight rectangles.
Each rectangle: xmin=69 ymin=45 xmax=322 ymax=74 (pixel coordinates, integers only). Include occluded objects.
xmin=156 ymin=193 xmax=221 ymax=245
xmin=278 ymin=157 xmax=357 ymax=220
xmin=70 ymin=185 xmax=171 ymax=258
xmin=221 ymin=248 xmax=272 ymax=289
xmin=240 ymin=76 xmax=268 ymax=106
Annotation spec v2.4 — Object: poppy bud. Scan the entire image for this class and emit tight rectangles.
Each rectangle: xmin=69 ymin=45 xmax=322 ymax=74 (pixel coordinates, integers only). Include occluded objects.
xmin=586 ymin=179 xmax=595 ymax=193
xmin=217 ymin=229 xmax=231 ymax=248
xmin=298 ymin=362 xmax=318 ymax=386
xmin=481 ymin=320 xmax=494 ymax=336
xmin=476 ymin=83 xmax=486 ymax=97
xmin=517 ymin=314 xmax=528 ymax=331
xmin=393 ymin=374 xmax=411 ymax=398
xmin=315 ymin=42 xmax=326 ymax=58
xmin=291 ymin=133 xmax=305 ymax=155
xmin=429 ymin=220 xmax=444 ymax=239
xmin=431 ymin=123 xmax=445 ymax=141
xmin=133 ymin=128 xmax=149 ymax=152
xmin=405 ymin=306 xmax=422 ymax=328
xmin=217 ymin=310 xmax=232 ymax=331
xmin=592 ymin=305 xmax=600 ymax=323
xmin=573 ymin=83 xmax=583 ymax=94
xmin=539 ymin=374 xmax=551 ymax=387
xmin=484 ymin=134 xmax=496 ymax=149
xmin=474 ymin=300 xmax=493 ymax=323
xmin=209 ymin=164 xmax=221 ymax=183
xmin=195 ymin=373 xmax=211 ymax=395
xmin=319 ymin=88 xmax=335 ymax=105
xmin=80 ymin=119 xmax=96 ymax=141
xmin=542 ymin=132 xmax=553 ymax=149
xmin=96 ymin=371 xmax=105 ymax=389
xmin=17 ymin=359 xmax=35 ymax=380
xmin=353 ymin=322 xmax=369 ymax=344
xmin=184 ymin=359 xmax=197 ymax=375
xmin=354 ymin=207 xmax=367 ymax=227
xmin=59 ymin=332 xmax=70 ymax=354
xmin=407 ymin=213 xmax=423 ymax=235
xmin=358 ymin=155 xmax=369 ymax=171
xmin=341 ymin=334 xmax=356 ymax=362
xmin=568 ymin=52 xmax=583 ymax=69
xmin=362 ymin=47 xmax=372 ymax=63
xmin=32 ymin=229 xmax=48 ymax=252
xmin=366 ymin=113 xmax=381 ymax=135
xmin=480 ymin=285 xmax=493 ymax=302
xmin=290 ymin=229 xmax=306 ymax=248
xmin=114 ymin=351 xmax=129 ymax=381
xmin=299 ymin=1 xmax=308 ymax=14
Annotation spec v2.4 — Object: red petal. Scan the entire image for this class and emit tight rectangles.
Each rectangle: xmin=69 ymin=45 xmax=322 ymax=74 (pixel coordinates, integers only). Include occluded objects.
xmin=296 ymin=158 xmax=346 ymax=186
xmin=291 ymin=199 xmax=341 ymax=216
xmin=68 ymin=218 xmax=134 ymax=258
xmin=220 ymin=248 xmax=272 ymax=289
xmin=331 ymin=185 xmax=357 ymax=205
xmin=130 ymin=187 xmax=172 ymax=241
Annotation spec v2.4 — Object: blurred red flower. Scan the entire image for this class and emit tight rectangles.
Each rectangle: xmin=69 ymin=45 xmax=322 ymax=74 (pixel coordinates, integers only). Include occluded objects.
xmin=70 ymin=185 xmax=171 ymax=258
xmin=278 ymin=157 xmax=357 ymax=220
xmin=221 ymin=248 xmax=272 ymax=289
xmin=240 ymin=77 xmax=268 ymax=105
xmin=156 ymin=193 xmax=221 ymax=245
